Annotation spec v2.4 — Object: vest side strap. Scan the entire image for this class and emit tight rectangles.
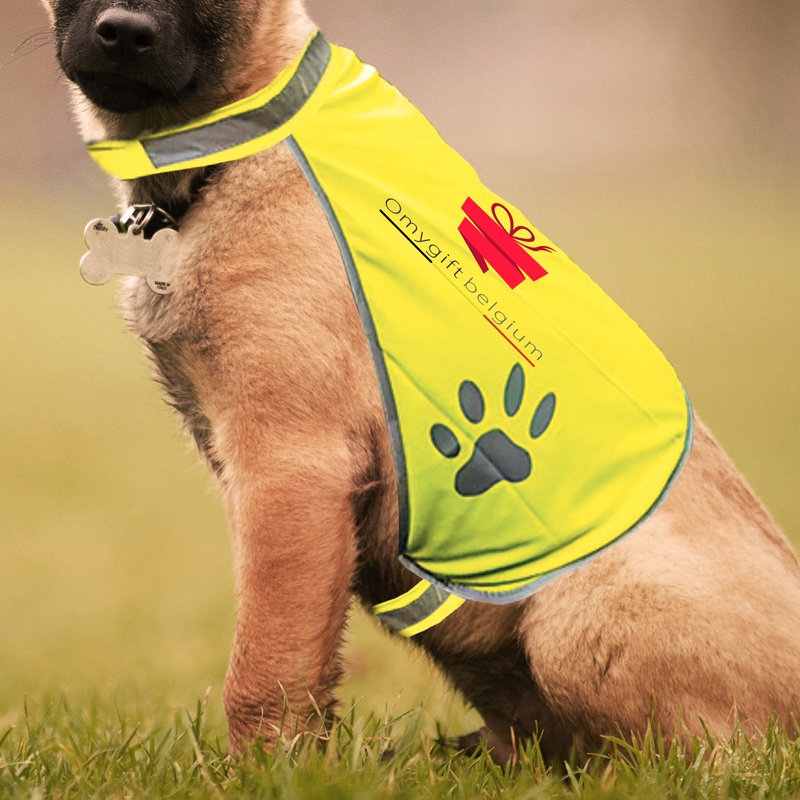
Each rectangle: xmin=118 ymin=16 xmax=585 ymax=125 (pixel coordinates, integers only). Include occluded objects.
xmin=373 ymin=580 xmax=465 ymax=637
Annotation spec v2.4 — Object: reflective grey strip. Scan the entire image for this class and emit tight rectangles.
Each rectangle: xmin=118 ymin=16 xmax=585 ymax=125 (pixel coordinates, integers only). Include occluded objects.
xmin=142 ymin=32 xmax=331 ymax=169
xmin=287 ymin=136 xmax=410 ymax=553
xmin=374 ymin=583 xmax=452 ymax=632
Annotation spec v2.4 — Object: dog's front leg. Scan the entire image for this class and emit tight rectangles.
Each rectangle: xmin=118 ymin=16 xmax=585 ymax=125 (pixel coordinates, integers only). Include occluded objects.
xmin=218 ymin=422 xmax=358 ymax=754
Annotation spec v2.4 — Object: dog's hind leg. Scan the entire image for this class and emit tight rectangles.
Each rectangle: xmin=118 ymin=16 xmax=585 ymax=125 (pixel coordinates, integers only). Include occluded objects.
xmin=516 ymin=422 xmax=800 ymax=752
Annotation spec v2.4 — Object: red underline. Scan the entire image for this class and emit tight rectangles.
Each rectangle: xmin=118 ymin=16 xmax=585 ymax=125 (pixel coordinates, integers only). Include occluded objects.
xmin=484 ymin=315 xmax=537 ymax=369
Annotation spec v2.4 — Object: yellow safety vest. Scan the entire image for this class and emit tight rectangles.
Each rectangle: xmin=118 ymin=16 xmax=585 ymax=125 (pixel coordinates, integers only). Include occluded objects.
xmin=87 ymin=31 xmax=693 ymax=636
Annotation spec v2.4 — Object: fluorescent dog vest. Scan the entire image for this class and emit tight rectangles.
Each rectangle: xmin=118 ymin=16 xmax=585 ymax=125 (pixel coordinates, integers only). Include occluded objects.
xmin=87 ymin=32 xmax=693 ymax=635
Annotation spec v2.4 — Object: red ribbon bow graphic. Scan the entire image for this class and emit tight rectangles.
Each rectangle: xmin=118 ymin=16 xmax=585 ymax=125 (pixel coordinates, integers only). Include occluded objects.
xmin=459 ymin=198 xmax=553 ymax=289
xmin=490 ymin=202 xmax=556 ymax=254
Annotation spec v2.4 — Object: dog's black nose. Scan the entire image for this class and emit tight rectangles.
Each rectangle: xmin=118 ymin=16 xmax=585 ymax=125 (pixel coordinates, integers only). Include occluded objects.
xmin=95 ymin=8 xmax=157 ymax=63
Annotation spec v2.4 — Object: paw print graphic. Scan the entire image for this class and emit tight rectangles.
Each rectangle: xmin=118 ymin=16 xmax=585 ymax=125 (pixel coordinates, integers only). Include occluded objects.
xmin=430 ymin=364 xmax=556 ymax=497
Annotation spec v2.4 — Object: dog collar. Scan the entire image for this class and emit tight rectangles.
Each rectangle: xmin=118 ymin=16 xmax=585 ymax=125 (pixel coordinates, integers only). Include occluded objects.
xmin=87 ymin=30 xmax=333 ymax=180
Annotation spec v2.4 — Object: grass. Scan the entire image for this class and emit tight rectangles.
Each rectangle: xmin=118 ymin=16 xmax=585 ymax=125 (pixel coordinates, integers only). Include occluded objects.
xmin=1 ymin=163 xmax=799 ymax=796
xmin=3 ymin=697 xmax=800 ymax=799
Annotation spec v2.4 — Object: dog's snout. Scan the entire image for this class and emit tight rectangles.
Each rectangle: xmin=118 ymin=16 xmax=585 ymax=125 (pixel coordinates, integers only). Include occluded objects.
xmin=54 ymin=0 xmax=225 ymax=112
xmin=95 ymin=8 xmax=157 ymax=63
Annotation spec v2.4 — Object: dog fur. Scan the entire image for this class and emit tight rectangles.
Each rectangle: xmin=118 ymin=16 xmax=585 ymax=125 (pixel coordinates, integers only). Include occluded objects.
xmin=43 ymin=0 xmax=800 ymax=762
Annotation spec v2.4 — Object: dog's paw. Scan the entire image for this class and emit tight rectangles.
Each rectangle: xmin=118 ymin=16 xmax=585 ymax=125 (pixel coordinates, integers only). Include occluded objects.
xmin=454 ymin=727 xmax=518 ymax=765
xmin=430 ymin=364 xmax=556 ymax=497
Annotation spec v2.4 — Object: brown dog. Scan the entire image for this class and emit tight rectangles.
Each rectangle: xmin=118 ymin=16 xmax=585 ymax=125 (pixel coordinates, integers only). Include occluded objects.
xmin=42 ymin=0 xmax=800 ymax=761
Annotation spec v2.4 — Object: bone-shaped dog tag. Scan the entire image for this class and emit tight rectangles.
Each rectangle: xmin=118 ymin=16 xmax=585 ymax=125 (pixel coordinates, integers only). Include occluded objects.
xmin=80 ymin=218 xmax=179 ymax=294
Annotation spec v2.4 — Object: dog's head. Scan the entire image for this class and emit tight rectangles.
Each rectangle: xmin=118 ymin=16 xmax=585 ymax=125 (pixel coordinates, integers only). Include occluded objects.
xmin=43 ymin=0 xmax=310 ymax=132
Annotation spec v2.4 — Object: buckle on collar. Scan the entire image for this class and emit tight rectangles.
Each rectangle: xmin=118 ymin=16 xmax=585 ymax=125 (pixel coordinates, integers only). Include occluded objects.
xmin=117 ymin=204 xmax=178 ymax=238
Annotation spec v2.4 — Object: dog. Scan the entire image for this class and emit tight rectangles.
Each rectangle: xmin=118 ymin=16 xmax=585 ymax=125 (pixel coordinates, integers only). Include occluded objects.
xmin=42 ymin=0 xmax=800 ymax=762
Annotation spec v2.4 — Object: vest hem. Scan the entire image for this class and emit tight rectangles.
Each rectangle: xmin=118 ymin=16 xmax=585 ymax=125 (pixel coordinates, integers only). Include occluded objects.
xmin=400 ymin=389 xmax=695 ymax=605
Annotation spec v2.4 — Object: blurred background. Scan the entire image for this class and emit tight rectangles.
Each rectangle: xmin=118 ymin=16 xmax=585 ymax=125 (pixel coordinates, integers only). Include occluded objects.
xmin=1 ymin=0 xmax=798 ymax=738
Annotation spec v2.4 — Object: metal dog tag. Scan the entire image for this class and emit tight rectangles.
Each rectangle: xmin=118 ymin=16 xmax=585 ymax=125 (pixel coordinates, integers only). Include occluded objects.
xmin=80 ymin=207 xmax=179 ymax=295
